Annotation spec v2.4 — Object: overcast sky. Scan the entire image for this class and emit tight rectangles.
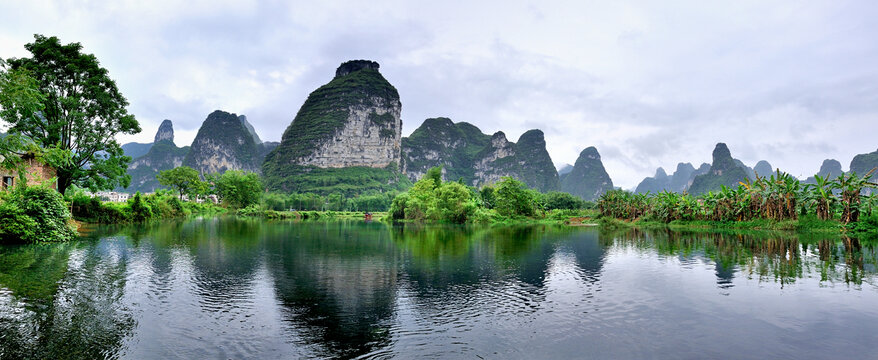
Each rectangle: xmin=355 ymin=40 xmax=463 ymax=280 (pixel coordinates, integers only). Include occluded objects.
xmin=2 ymin=1 xmax=878 ymax=188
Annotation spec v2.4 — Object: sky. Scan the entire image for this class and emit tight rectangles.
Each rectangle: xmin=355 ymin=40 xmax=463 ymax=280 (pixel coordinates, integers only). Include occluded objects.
xmin=2 ymin=0 xmax=878 ymax=189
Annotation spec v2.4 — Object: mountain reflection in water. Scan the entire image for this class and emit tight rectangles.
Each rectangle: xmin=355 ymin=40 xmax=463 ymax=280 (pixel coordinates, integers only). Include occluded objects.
xmin=0 ymin=218 xmax=876 ymax=359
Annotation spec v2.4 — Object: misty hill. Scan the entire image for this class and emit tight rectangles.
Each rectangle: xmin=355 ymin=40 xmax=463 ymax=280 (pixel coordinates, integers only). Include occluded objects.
xmin=688 ymin=143 xmax=751 ymax=195
xmin=850 ymin=148 xmax=878 ymax=176
xmin=121 ymin=119 xmax=176 ymax=159
xmin=560 ymin=147 xmax=613 ymax=201
xmin=634 ymin=162 xmax=709 ymax=194
xmin=262 ymin=60 xmax=410 ymax=195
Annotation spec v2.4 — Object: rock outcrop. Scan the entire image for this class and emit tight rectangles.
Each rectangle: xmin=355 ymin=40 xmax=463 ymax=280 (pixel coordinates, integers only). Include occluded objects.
xmin=125 ymin=120 xmax=190 ymax=193
xmin=688 ymin=143 xmax=750 ymax=195
xmin=262 ymin=60 xmax=409 ymax=195
xmin=560 ymin=147 xmax=614 ymax=201
xmin=183 ymin=110 xmax=261 ymax=174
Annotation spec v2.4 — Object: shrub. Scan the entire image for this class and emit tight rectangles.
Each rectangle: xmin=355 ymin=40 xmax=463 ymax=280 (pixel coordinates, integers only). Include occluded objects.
xmin=0 ymin=185 xmax=76 ymax=243
xmin=493 ymin=177 xmax=540 ymax=217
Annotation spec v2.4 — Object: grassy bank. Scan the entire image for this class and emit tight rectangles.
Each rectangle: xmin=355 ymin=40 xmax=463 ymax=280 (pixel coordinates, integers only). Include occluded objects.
xmin=596 ymin=214 xmax=878 ymax=236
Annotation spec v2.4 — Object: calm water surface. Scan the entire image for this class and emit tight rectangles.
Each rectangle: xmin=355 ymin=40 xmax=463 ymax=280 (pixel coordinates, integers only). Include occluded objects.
xmin=1 ymin=218 xmax=877 ymax=359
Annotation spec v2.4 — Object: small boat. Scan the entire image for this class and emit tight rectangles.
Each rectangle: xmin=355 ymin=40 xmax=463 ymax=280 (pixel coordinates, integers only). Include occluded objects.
xmin=364 ymin=212 xmax=373 ymax=221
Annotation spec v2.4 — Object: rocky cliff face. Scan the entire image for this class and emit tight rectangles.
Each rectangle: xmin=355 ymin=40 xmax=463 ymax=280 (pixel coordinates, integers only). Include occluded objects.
xmin=183 ymin=110 xmax=261 ymax=174
xmin=472 ymin=130 xmax=559 ymax=191
xmin=401 ymin=118 xmax=559 ymax=192
xmin=688 ymin=143 xmax=750 ymax=195
xmin=560 ymin=147 xmax=614 ymax=201
xmin=262 ymin=60 xmax=410 ymax=195
xmin=125 ymin=120 xmax=190 ymax=193
xmin=850 ymin=149 xmax=878 ymax=176
xmin=401 ymin=117 xmax=490 ymax=183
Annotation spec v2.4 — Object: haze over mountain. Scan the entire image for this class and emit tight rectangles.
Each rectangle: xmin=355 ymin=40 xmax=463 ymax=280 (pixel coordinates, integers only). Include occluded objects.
xmin=6 ymin=2 xmax=878 ymax=188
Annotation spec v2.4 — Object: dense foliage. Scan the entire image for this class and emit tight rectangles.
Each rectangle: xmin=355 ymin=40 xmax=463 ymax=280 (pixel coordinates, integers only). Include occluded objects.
xmin=157 ymin=166 xmax=208 ymax=200
xmin=3 ymin=35 xmax=140 ymax=193
xmin=68 ymin=189 xmax=222 ymax=224
xmin=211 ymin=170 xmax=263 ymax=209
xmin=598 ymin=170 xmax=878 ymax=227
xmin=0 ymin=185 xmax=76 ymax=243
xmin=389 ymin=169 xmax=557 ymax=223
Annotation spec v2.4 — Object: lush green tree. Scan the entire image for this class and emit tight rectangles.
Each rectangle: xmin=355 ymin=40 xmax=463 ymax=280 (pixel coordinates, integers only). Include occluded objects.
xmin=213 ymin=170 xmax=263 ymax=209
xmin=3 ymin=35 xmax=140 ymax=194
xmin=0 ymin=60 xmax=72 ymax=181
xmin=404 ymin=177 xmax=438 ymax=220
xmin=543 ymin=191 xmax=585 ymax=210
xmin=494 ymin=177 xmax=540 ymax=217
xmin=157 ymin=166 xmax=205 ymax=200
xmin=434 ymin=182 xmax=476 ymax=223
xmin=129 ymin=192 xmax=152 ymax=222
xmin=425 ymin=166 xmax=443 ymax=189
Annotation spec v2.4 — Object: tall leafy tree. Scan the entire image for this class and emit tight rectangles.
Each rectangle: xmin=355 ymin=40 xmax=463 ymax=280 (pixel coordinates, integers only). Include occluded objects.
xmin=3 ymin=35 xmax=140 ymax=193
xmin=0 ymin=59 xmax=72 ymax=183
xmin=157 ymin=166 xmax=206 ymax=201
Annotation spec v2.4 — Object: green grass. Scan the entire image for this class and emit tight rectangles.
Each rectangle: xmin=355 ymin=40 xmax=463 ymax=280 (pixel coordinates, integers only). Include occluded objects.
xmin=596 ymin=214 xmax=851 ymax=233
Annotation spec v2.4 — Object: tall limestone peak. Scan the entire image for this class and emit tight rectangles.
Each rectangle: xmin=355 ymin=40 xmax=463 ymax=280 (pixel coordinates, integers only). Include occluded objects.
xmin=512 ymin=130 xmax=561 ymax=192
xmin=688 ymin=143 xmax=750 ymax=195
xmin=560 ymin=146 xmax=614 ymax=201
xmin=263 ymin=60 xmax=408 ymax=194
xmin=154 ymin=119 xmax=174 ymax=144
xmin=183 ymin=110 xmax=261 ymax=174
xmin=711 ymin=143 xmax=737 ymax=173
xmin=818 ymin=159 xmax=843 ymax=177
xmin=805 ymin=158 xmax=843 ymax=184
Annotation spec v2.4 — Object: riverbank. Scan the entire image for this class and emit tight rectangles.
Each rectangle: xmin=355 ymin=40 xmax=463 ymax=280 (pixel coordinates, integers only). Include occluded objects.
xmin=597 ymin=214 xmax=878 ymax=238
xmin=69 ymin=192 xmax=225 ymax=224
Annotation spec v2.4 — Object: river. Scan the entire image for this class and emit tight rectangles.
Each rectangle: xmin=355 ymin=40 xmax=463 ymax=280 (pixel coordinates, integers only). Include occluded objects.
xmin=0 ymin=218 xmax=876 ymax=359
